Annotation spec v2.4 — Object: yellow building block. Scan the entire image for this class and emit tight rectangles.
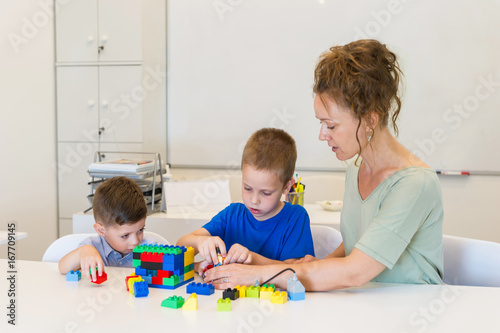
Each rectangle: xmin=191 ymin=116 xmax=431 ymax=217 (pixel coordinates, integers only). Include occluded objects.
xmin=260 ymin=286 xmax=273 ymax=300
xmin=184 ymin=247 xmax=195 ymax=266
xmin=236 ymin=285 xmax=247 ymax=298
xmin=182 ymin=293 xmax=198 ymax=311
xmin=128 ymin=276 xmax=144 ymax=295
xmin=184 ymin=270 xmax=195 ymax=280
xmin=270 ymin=291 xmax=288 ymax=304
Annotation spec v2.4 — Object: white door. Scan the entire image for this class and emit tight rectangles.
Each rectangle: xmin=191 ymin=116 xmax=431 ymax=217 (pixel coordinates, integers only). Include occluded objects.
xmin=57 ymin=66 xmax=99 ymax=142
xmin=55 ymin=0 xmax=98 ymax=62
xmin=99 ymin=66 xmax=143 ymax=143
xmin=98 ymin=0 xmax=142 ymax=62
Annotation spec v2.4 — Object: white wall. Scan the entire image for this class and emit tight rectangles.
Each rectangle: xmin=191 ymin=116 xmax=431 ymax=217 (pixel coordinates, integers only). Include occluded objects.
xmin=170 ymin=168 xmax=500 ymax=243
xmin=0 ymin=0 xmax=58 ymax=260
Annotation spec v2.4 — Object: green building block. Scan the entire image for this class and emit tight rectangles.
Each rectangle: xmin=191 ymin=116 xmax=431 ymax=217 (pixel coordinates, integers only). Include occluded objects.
xmin=246 ymin=286 xmax=261 ymax=298
xmin=217 ymin=298 xmax=231 ymax=311
xmin=161 ymin=295 xmax=185 ymax=309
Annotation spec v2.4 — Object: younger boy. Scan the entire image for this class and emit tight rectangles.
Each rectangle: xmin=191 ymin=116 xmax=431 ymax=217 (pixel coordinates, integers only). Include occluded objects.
xmin=177 ymin=128 xmax=315 ymax=272
xmin=59 ymin=176 xmax=154 ymax=282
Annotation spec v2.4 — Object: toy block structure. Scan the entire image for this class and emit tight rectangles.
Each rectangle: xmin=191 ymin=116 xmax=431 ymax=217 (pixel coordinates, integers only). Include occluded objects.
xmin=127 ymin=275 xmax=144 ymax=294
xmin=222 ymin=288 xmax=239 ymax=300
xmin=217 ymin=298 xmax=231 ymax=311
xmin=66 ymin=270 xmax=81 ymax=282
xmin=270 ymin=291 xmax=288 ymax=304
xmin=161 ymin=295 xmax=185 ymax=309
xmin=133 ymin=281 xmax=149 ymax=297
xmin=186 ymin=282 xmax=215 ymax=295
xmin=182 ymin=293 xmax=198 ymax=311
xmin=236 ymin=285 xmax=247 ymax=298
xmin=133 ymin=244 xmax=195 ymax=290
xmin=90 ymin=267 xmax=107 ymax=284
xmin=287 ymin=274 xmax=305 ymax=301
xmin=246 ymin=286 xmax=261 ymax=298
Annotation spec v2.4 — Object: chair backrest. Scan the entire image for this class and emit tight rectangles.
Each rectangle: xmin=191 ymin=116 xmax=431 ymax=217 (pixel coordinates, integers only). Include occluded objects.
xmin=443 ymin=235 xmax=500 ymax=287
xmin=42 ymin=231 xmax=169 ymax=263
xmin=310 ymin=225 xmax=343 ymax=259
xmin=300 ymin=175 xmax=345 ymax=204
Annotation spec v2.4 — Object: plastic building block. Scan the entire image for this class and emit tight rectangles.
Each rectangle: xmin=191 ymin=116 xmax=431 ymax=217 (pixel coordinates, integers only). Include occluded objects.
xmin=90 ymin=267 xmax=107 ymax=284
xmin=287 ymin=274 xmax=305 ymax=301
xmin=66 ymin=270 xmax=81 ymax=282
xmin=125 ymin=274 xmax=139 ymax=291
xmin=222 ymin=288 xmax=239 ymax=300
xmin=182 ymin=293 xmax=197 ymax=310
xmin=216 ymin=298 xmax=231 ymax=312
xmin=236 ymin=285 xmax=247 ymax=298
xmin=270 ymin=291 xmax=288 ymax=304
xmin=246 ymin=286 xmax=261 ymax=298
xmin=262 ymin=284 xmax=276 ymax=292
xmin=260 ymin=286 xmax=273 ymax=300
xmin=133 ymin=281 xmax=149 ymax=297
xmin=127 ymin=276 xmax=143 ymax=293
xmin=186 ymin=282 xmax=215 ymax=295
xmin=161 ymin=295 xmax=185 ymax=309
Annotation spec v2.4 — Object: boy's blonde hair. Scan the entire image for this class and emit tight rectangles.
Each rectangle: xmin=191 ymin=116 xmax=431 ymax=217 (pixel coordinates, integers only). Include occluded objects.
xmin=241 ymin=128 xmax=297 ymax=187
xmin=93 ymin=177 xmax=147 ymax=227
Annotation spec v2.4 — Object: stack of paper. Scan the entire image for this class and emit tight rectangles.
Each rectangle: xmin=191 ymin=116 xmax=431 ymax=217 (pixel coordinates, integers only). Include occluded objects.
xmin=88 ymin=159 xmax=156 ymax=173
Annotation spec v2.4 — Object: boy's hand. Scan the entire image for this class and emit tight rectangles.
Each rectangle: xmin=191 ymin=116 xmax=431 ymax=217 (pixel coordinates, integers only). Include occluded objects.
xmin=197 ymin=236 xmax=226 ymax=265
xmin=194 ymin=260 xmax=212 ymax=276
xmin=225 ymin=243 xmax=252 ymax=265
xmin=79 ymin=245 xmax=105 ymax=282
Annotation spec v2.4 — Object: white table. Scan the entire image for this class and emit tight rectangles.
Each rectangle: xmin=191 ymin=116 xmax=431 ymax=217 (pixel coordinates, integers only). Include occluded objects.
xmin=73 ymin=204 xmax=341 ymax=244
xmin=0 ymin=231 xmax=28 ymax=245
xmin=1 ymin=260 xmax=498 ymax=332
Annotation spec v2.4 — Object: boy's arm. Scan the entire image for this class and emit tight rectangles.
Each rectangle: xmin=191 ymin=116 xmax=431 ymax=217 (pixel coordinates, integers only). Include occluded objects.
xmin=176 ymin=228 xmax=226 ymax=265
xmin=58 ymin=245 xmax=105 ymax=282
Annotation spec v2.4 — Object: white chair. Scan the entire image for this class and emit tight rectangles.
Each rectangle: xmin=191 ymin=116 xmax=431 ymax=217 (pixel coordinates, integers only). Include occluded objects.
xmin=300 ymin=175 xmax=345 ymax=204
xmin=42 ymin=231 xmax=169 ymax=263
xmin=443 ymin=235 xmax=500 ymax=287
xmin=311 ymin=225 xmax=343 ymax=259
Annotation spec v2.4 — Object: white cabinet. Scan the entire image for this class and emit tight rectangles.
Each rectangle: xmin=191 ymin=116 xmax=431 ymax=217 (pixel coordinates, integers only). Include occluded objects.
xmin=57 ymin=66 xmax=142 ymax=143
xmin=56 ymin=0 xmax=142 ymax=63
xmin=55 ymin=0 xmax=166 ymax=235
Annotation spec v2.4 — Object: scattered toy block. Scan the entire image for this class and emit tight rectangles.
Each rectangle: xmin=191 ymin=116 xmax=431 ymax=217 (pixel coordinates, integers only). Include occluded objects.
xmin=287 ymin=274 xmax=305 ymax=301
xmin=125 ymin=274 xmax=139 ymax=291
xmin=161 ymin=295 xmax=185 ymax=309
xmin=236 ymin=285 xmax=247 ymax=298
xmin=89 ymin=267 xmax=107 ymax=284
xmin=217 ymin=298 xmax=231 ymax=312
xmin=182 ymin=293 xmax=198 ymax=310
xmin=133 ymin=281 xmax=149 ymax=297
xmin=271 ymin=291 xmax=288 ymax=304
xmin=260 ymin=286 xmax=273 ymax=300
xmin=246 ymin=286 xmax=261 ymax=298
xmin=223 ymin=288 xmax=239 ymax=300
xmin=186 ymin=282 xmax=215 ymax=295
xmin=127 ymin=276 xmax=144 ymax=294
xmin=66 ymin=270 xmax=81 ymax=282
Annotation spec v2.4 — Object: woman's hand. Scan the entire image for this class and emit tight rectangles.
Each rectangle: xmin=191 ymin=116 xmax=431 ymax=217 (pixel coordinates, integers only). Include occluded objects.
xmin=204 ymin=263 xmax=262 ymax=290
xmin=224 ymin=243 xmax=253 ymax=265
xmin=288 ymin=255 xmax=318 ymax=264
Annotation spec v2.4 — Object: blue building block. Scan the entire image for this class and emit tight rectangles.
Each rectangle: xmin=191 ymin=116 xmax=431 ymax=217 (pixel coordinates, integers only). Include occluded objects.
xmin=288 ymin=291 xmax=305 ymax=301
xmin=186 ymin=282 xmax=215 ymax=295
xmin=135 ymin=266 xmax=147 ymax=276
xmin=287 ymin=273 xmax=305 ymax=301
xmin=133 ymin=281 xmax=149 ymax=297
xmin=66 ymin=270 xmax=81 ymax=282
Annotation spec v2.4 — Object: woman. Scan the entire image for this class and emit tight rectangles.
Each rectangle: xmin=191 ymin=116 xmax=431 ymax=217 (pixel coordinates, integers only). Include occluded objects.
xmin=205 ymin=39 xmax=444 ymax=290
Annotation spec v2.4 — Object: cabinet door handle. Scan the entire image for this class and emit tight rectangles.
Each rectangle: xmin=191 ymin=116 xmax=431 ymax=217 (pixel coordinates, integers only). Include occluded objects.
xmin=101 ymin=100 xmax=109 ymax=109
xmin=87 ymin=100 xmax=95 ymax=107
xmin=87 ymin=36 xmax=95 ymax=43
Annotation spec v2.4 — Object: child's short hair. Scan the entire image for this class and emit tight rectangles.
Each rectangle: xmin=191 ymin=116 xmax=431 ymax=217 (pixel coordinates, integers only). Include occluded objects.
xmin=241 ymin=128 xmax=297 ymax=186
xmin=93 ymin=177 xmax=147 ymax=227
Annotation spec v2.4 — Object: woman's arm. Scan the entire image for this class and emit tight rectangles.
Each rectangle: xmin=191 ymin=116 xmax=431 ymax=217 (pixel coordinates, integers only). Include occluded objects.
xmin=204 ymin=247 xmax=386 ymax=291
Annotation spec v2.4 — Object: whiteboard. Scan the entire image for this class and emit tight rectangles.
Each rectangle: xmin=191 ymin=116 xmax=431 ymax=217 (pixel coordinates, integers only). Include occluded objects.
xmin=167 ymin=0 xmax=500 ymax=173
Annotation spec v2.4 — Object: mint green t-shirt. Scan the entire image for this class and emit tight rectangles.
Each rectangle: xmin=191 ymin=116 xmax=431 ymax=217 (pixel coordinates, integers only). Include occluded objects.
xmin=341 ymin=163 xmax=444 ymax=284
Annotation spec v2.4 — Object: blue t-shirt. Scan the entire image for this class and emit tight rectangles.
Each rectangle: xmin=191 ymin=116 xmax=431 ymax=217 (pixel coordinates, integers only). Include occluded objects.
xmin=202 ymin=202 xmax=315 ymax=261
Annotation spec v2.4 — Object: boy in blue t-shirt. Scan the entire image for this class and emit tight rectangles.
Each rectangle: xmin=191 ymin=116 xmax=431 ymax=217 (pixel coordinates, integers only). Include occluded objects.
xmin=177 ymin=128 xmax=314 ymax=272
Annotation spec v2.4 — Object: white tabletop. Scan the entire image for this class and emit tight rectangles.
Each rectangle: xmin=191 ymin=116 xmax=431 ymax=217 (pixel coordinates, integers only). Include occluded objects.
xmin=0 ymin=231 xmax=28 ymax=245
xmin=1 ymin=259 xmax=499 ymax=332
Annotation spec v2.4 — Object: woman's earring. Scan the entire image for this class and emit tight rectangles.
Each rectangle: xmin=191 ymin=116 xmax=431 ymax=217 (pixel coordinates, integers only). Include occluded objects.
xmin=367 ymin=132 xmax=372 ymax=143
